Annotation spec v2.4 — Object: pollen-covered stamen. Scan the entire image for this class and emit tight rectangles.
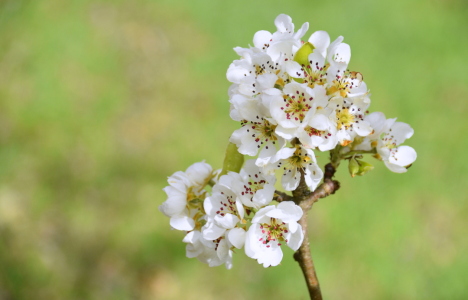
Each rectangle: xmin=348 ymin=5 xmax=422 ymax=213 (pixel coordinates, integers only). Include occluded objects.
xmin=336 ymin=108 xmax=355 ymax=130
xmin=327 ymin=71 xmax=363 ymax=98
xmin=281 ymin=92 xmax=313 ymax=122
xmin=284 ymin=146 xmax=313 ymax=173
xmin=305 ymin=126 xmax=327 ymax=138
xmin=241 ymin=118 xmax=279 ymax=149
xmin=334 ymin=103 xmax=366 ymax=131
xmin=259 ymin=218 xmax=289 ymax=247
xmin=302 ymin=62 xmax=328 ymax=88
xmin=381 ymin=129 xmax=398 ymax=150
xmin=243 ymin=172 xmax=268 ymax=202
xmin=215 ymin=192 xmax=239 ymax=217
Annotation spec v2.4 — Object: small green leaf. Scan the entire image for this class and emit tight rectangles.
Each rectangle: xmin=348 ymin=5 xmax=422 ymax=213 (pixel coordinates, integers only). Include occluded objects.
xmin=356 ymin=160 xmax=374 ymax=176
xmin=348 ymin=157 xmax=360 ymax=177
xmin=293 ymin=42 xmax=315 ymax=66
xmin=219 ymin=142 xmax=244 ymax=178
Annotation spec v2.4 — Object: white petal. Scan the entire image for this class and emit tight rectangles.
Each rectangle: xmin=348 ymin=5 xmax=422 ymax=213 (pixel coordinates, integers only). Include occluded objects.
xmin=384 ymin=161 xmax=407 ymax=173
xmin=389 ymin=146 xmax=417 ymax=168
xmin=253 ymin=30 xmax=272 ymax=49
xmin=287 ymin=225 xmax=304 ymax=251
xmin=185 ymin=161 xmax=212 ymax=186
xmin=354 ymin=120 xmax=372 ymax=137
xmin=251 ymin=205 xmax=276 ymax=224
xmin=274 ymin=14 xmax=293 ymax=33
xmin=214 ymin=214 xmax=240 ymax=229
xmin=308 ymin=30 xmax=330 ymax=57
xmin=170 ymin=215 xmax=195 ymax=231
xmin=266 ymin=201 xmax=303 ymax=222
xmin=273 ymin=147 xmax=296 ymax=162
xmin=282 ymin=168 xmax=300 ymax=191
xmin=228 ymin=228 xmax=246 ymax=249
xmin=284 ymin=61 xmax=305 ymax=78
xmin=390 ymin=122 xmax=414 ymax=144
xmin=202 ymin=222 xmax=226 ymax=240
xmin=252 ymin=184 xmax=275 ymax=207
xmin=304 ymin=164 xmax=323 ymax=191
xmin=275 ymin=125 xmax=298 ymax=140
xmin=259 ymin=246 xmax=283 ymax=267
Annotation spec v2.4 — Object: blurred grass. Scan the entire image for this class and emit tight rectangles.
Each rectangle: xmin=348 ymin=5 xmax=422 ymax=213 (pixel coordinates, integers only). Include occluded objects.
xmin=0 ymin=0 xmax=467 ymax=299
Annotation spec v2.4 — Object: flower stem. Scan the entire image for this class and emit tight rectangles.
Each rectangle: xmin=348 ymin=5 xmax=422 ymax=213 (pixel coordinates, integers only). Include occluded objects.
xmin=294 ymin=210 xmax=322 ymax=300
xmin=292 ymin=163 xmax=340 ymax=299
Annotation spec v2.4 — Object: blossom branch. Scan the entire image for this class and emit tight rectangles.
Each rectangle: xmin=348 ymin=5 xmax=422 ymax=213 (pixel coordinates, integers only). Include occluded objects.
xmin=294 ymin=210 xmax=322 ymax=300
xmin=292 ymin=163 xmax=340 ymax=300
xmin=274 ymin=190 xmax=294 ymax=202
xmin=300 ymin=163 xmax=340 ymax=211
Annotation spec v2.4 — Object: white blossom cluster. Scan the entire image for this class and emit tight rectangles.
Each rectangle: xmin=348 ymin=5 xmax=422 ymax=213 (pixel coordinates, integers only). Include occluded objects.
xmin=160 ymin=161 xmax=303 ymax=268
xmin=160 ymin=14 xmax=417 ymax=269
xmin=228 ymin=14 xmax=416 ymax=188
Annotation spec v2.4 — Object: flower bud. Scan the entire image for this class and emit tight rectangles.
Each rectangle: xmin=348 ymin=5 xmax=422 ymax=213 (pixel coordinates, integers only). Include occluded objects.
xmin=348 ymin=157 xmax=360 ymax=177
xmin=349 ymin=158 xmax=374 ymax=177
xmin=356 ymin=160 xmax=374 ymax=176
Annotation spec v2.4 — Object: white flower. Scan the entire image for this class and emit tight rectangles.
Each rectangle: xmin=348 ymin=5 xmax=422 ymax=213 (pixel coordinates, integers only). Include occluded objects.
xmin=296 ymin=108 xmax=338 ymax=151
xmin=160 ymin=162 xmax=213 ymax=231
xmin=265 ymin=145 xmax=323 ymax=191
xmin=253 ymin=14 xmax=309 ymax=61
xmin=270 ymin=83 xmax=328 ymax=139
xmin=360 ymin=112 xmax=417 ymax=173
xmin=183 ymin=230 xmax=235 ymax=269
xmin=245 ymin=202 xmax=304 ymax=267
xmin=235 ymin=159 xmax=276 ymax=208
xmin=229 ymin=116 xmax=286 ymax=164
xmin=284 ymin=31 xmax=331 ymax=88
xmin=203 ymin=173 xmax=246 ymax=240
xmin=327 ymin=95 xmax=372 ymax=146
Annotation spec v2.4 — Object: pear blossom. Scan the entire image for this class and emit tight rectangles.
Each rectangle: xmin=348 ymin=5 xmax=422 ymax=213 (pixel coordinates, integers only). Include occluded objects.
xmin=297 ymin=109 xmax=338 ymax=151
xmin=253 ymin=14 xmax=309 ymax=61
xmin=356 ymin=112 xmax=417 ymax=173
xmin=203 ymin=172 xmax=246 ymax=240
xmin=245 ymin=201 xmax=304 ymax=267
xmin=229 ymin=116 xmax=286 ymax=163
xmin=327 ymin=95 xmax=372 ymax=146
xmin=270 ymin=83 xmax=329 ymax=140
xmin=234 ymin=159 xmax=276 ymax=208
xmin=183 ymin=230 xmax=234 ymax=269
xmin=160 ymin=13 xmax=418 ymax=272
xmin=160 ymin=161 xmax=214 ymax=231
xmin=265 ymin=144 xmax=323 ymax=191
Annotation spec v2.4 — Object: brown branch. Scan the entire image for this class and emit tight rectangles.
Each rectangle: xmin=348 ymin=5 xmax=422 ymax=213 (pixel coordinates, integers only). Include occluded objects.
xmin=274 ymin=190 xmax=294 ymax=202
xmin=294 ymin=211 xmax=322 ymax=300
xmin=292 ymin=163 xmax=341 ymax=300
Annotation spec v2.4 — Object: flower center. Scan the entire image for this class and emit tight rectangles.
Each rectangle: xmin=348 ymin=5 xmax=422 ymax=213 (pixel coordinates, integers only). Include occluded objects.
xmin=336 ymin=108 xmax=355 ymax=130
xmin=215 ymin=192 xmax=238 ymax=217
xmin=305 ymin=126 xmax=326 ymax=137
xmin=287 ymin=146 xmax=311 ymax=169
xmin=259 ymin=218 xmax=289 ymax=247
xmin=282 ymin=92 xmax=313 ymax=122
xmin=304 ymin=62 xmax=327 ymax=88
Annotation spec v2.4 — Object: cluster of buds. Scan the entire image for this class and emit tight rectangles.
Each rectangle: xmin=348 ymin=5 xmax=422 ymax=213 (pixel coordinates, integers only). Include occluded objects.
xmin=160 ymin=14 xmax=416 ymax=269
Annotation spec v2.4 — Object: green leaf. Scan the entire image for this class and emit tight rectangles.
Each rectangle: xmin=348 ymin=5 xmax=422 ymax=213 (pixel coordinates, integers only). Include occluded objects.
xmin=219 ymin=142 xmax=244 ymax=178
xmin=293 ymin=42 xmax=315 ymax=66
xmin=348 ymin=157 xmax=360 ymax=177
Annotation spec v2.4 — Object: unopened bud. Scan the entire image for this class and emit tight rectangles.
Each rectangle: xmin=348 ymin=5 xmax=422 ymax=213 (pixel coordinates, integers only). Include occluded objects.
xmin=349 ymin=158 xmax=374 ymax=177
xmin=356 ymin=160 xmax=374 ymax=176
xmin=348 ymin=157 xmax=360 ymax=177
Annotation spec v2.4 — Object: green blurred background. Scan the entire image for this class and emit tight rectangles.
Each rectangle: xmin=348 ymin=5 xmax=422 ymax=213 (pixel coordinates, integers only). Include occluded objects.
xmin=0 ymin=0 xmax=467 ymax=299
